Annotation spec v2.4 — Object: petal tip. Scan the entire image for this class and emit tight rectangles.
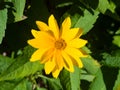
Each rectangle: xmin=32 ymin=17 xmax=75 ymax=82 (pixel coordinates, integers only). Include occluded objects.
xmin=36 ymin=21 xmax=39 ymax=24
xmin=27 ymin=40 xmax=32 ymax=45
xmin=49 ymin=14 xmax=54 ymax=20
xmin=30 ymin=58 xmax=37 ymax=62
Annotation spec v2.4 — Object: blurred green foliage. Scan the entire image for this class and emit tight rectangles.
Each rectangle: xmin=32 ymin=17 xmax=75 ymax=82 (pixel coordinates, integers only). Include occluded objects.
xmin=0 ymin=0 xmax=120 ymax=90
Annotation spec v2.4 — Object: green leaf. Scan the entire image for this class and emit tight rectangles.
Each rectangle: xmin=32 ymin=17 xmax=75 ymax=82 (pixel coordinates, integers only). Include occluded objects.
xmin=56 ymin=0 xmax=73 ymax=8
xmin=81 ymin=57 xmax=100 ymax=74
xmin=0 ymin=9 xmax=7 ymax=44
xmin=12 ymin=0 xmax=26 ymax=22
xmin=70 ymin=67 xmax=81 ymax=90
xmin=47 ymin=78 xmax=62 ymax=90
xmin=102 ymin=53 xmax=120 ymax=68
xmin=81 ymin=57 xmax=106 ymax=90
xmin=13 ymin=79 xmax=32 ymax=90
xmin=60 ymin=66 xmax=81 ymax=90
xmin=108 ymin=1 xmax=116 ymax=13
xmin=0 ymin=46 xmax=44 ymax=81
xmin=81 ymin=70 xmax=95 ymax=82
xmin=97 ymin=0 xmax=110 ymax=13
xmin=0 ymin=60 xmax=43 ymax=81
xmin=0 ymin=81 xmax=15 ymax=90
xmin=113 ymin=69 xmax=120 ymax=90
xmin=0 ymin=79 xmax=32 ymax=90
xmin=37 ymin=75 xmax=62 ymax=90
xmin=81 ymin=46 xmax=92 ymax=54
xmin=97 ymin=0 xmax=116 ymax=14
xmin=89 ymin=69 xmax=106 ymax=90
xmin=113 ymin=35 xmax=120 ymax=47
xmin=0 ymin=55 xmax=14 ymax=74
xmin=72 ymin=9 xmax=99 ymax=34
xmin=37 ymin=87 xmax=47 ymax=90
xmin=115 ymin=29 xmax=120 ymax=35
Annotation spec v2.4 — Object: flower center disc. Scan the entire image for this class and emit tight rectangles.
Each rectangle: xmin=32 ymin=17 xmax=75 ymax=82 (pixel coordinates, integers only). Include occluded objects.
xmin=55 ymin=39 xmax=66 ymax=50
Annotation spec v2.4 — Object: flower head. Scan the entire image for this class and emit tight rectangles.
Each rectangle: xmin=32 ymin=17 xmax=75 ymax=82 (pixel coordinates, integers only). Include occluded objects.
xmin=27 ymin=15 xmax=88 ymax=78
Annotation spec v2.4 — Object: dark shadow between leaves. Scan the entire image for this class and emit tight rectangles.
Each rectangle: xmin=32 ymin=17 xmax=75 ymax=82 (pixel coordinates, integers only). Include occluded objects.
xmin=0 ymin=1 xmax=13 ymax=10
xmin=101 ymin=66 xmax=119 ymax=90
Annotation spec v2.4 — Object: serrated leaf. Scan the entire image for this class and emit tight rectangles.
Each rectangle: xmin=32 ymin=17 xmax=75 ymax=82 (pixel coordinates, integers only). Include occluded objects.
xmin=0 ymin=55 xmax=14 ymax=74
xmin=108 ymin=1 xmax=116 ymax=13
xmin=97 ymin=0 xmax=110 ymax=13
xmin=60 ymin=66 xmax=81 ymax=90
xmin=0 ymin=46 xmax=44 ymax=81
xmin=97 ymin=0 xmax=116 ymax=14
xmin=12 ymin=0 xmax=26 ymax=22
xmin=0 ymin=9 xmax=7 ymax=44
xmin=102 ymin=53 xmax=120 ymax=68
xmin=72 ymin=10 xmax=99 ymax=34
xmin=113 ymin=69 xmax=120 ymax=90
xmin=0 ymin=60 xmax=43 ymax=81
xmin=0 ymin=79 xmax=32 ymax=90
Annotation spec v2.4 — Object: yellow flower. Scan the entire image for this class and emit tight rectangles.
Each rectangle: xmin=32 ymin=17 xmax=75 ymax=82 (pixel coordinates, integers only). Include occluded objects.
xmin=27 ymin=15 xmax=88 ymax=78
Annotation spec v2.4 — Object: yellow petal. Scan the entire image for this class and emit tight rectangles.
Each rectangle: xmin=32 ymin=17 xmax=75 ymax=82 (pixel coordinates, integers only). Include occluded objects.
xmin=62 ymin=28 xmax=83 ymax=41
xmin=72 ymin=57 xmax=83 ymax=68
xmin=52 ymin=68 xmax=61 ymax=78
xmin=64 ymin=47 xmax=87 ymax=58
xmin=54 ymin=50 xmax=64 ymax=70
xmin=48 ymin=15 xmax=59 ymax=39
xmin=30 ymin=49 xmax=48 ymax=62
xmin=69 ymin=38 xmax=87 ymax=48
xmin=40 ymin=48 xmax=55 ymax=64
xmin=45 ymin=59 xmax=55 ymax=74
xmin=36 ymin=21 xmax=49 ymax=31
xmin=78 ymin=58 xmax=83 ymax=68
xmin=61 ymin=17 xmax=71 ymax=35
xmin=62 ymin=51 xmax=74 ymax=72
xmin=31 ymin=29 xmax=40 ymax=38
xmin=64 ymin=47 xmax=83 ymax=68
xmin=27 ymin=39 xmax=41 ymax=48
xmin=28 ymin=31 xmax=55 ymax=49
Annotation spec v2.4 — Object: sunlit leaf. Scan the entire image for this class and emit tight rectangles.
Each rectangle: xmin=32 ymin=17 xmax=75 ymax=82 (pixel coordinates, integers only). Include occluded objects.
xmin=97 ymin=0 xmax=110 ymax=13
xmin=89 ymin=69 xmax=106 ymax=90
xmin=113 ymin=36 xmax=120 ymax=47
xmin=0 ymin=46 xmax=44 ymax=81
xmin=81 ymin=57 xmax=106 ymax=90
xmin=72 ymin=10 xmax=99 ymax=34
xmin=12 ymin=0 xmax=26 ymax=22
xmin=59 ymin=66 xmax=81 ymax=90
xmin=0 ymin=9 xmax=7 ymax=44
xmin=81 ymin=57 xmax=100 ymax=74
xmin=81 ymin=70 xmax=95 ymax=82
